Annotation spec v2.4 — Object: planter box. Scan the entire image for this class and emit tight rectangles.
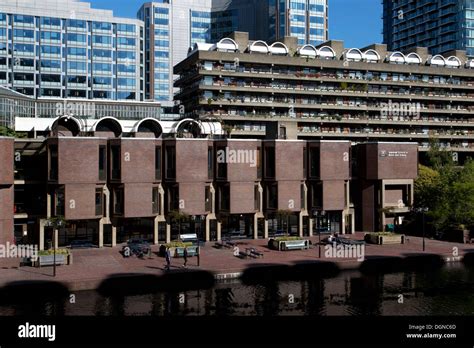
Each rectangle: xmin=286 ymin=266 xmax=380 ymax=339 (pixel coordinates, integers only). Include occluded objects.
xmin=36 ymin=254 xmax=68 ymax=267
xmin=365 ymin=234 xmax=405 ymax=245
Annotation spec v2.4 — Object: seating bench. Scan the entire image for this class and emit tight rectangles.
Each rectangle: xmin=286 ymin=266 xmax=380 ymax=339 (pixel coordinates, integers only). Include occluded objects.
xmin=282 ymin=240 xmax=308 ymax=251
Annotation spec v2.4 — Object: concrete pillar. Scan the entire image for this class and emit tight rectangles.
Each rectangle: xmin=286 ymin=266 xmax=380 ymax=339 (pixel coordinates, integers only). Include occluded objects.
xmin=98 ymin=219 xmax=104 ymax=248
xmin=39 ymin=219 xmax=46 ymax=251
xmin=380 ymin=181 xmax=386 ymax=231
xmin=46 ymin=192 xmax=52 ymax=218
xmin=111 ymin=225 xmax=117 ymax=247
xmin=205 ymin=217 xmax=210 ymax=242
xmin=166 ymin=223 xmax=171 ymax=243
xmin=217 ymin=221 xmax=222 ymax=241
xmin=264 ymin=220 xmax=269 ymax=239
xmin=153 ymin=217 xmax=159 ymax=245
xmin=298 ymin=213 xmax=304 ymax=237
xmin=309 ymin=218 xmax=314 ymax=237
xmin=341 ymin=212 xmax=346 ymax=235
xmin=253 ymin=214 xmax=259 ymax=240
xmin=54 ymin=229 xmax=58 ymax=250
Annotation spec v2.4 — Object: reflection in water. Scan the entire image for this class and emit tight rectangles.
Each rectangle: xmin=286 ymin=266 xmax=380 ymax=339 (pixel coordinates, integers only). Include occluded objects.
xmin=2 ymin=264 xmax=474 ymax=316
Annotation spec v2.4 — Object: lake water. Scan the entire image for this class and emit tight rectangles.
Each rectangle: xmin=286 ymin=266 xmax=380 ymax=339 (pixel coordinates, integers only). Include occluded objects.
xmin=1 ymin=263 xmax=474 ymax=316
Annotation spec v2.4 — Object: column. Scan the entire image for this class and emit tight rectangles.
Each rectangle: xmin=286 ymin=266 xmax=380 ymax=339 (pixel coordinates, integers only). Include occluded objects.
xmin=253 ymin=214 xmax=259 ymax=240
xmin=111 ymin=225 xmax=117 ymax=247
xmin=216 ymin=221 xmax=222 ymax=241
xmin=153 ymin=217 xmax=159 ymax=245
xmin=166 ymin=223 xmax=171 ymax=244
xmin=205 ymin=216 xmax=210 ymax=242
xmin=264 ymin=220 xmax=269 ymax=239
xmin=341 ymin=212 xmax=346 ymax=235
xmin=98 ymin=219 xmax=104 ymax=248
xmin=39 ymin=219 xmax=46 ymax=251
xmin=298 ymin=213 xmax=304 ymax=237
xmin=309 ymin=218 xmax=313 ymax=237
xmin=54 ymin=229 xmax=58 ymax=250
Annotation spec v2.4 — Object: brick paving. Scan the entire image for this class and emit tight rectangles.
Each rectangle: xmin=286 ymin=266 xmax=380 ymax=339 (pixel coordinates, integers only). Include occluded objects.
xmin=0 ymin=233 xmax=472 ymax=291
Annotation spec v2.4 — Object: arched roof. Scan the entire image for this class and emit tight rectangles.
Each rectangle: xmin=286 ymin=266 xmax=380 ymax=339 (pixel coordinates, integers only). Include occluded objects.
xmin=51 ymin=116 xmax=82 ymax=136
xmin=248 ymin=40 xmax=269 ymax=54
xmin=318 ymin=46 xmax=336 ymax=59
xmin=298 ymin=44 xmax=317 ymax=58
xmin=173 ymin=118 xmax=203 ymax=138
xmin=133 ymin=118 xmax=163 ymax=138
xmin=405 ymin=52 xmax=422 ymax=64
xmin=344 ymin=48 xmax=363 ymax=61
xmin=466 ymin=59 xmax=474 ymax=68
xmin=216 ymin=38 xmax=239 ymax=52
xmin=429 ymin=54 xmax=446 ymax=66
xmin=93 ymin=116 xmax=123 ymax=137
xmin=363 ymin=49 xmax=380 ymax=62
xmin=388 ymin=51 xmax=406 ymax=64
xmin=188 ymin=42 xmax=214 ymax=55
xmin=446 ymin=56 xmax=461 ymax=68
xmin=269 ymin=42 xmax=289 ymax=55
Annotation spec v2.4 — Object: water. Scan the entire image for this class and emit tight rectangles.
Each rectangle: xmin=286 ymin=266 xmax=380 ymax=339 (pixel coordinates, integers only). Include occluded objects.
xmin=2 ymin=263 xmax=474 ymax=316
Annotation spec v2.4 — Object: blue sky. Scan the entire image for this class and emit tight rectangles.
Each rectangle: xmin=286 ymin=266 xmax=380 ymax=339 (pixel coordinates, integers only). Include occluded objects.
xmin=88 ymin=0 xmax=382 ymax=47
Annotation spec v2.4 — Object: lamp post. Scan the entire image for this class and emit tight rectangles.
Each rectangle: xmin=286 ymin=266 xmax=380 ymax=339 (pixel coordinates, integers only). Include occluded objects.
xmin=45 ymin=218 xmax=64 ymax=277
xmin=313 ymin=210 xmax=326 ymax=258
xmin=413 ymin=207 xmax=429 ymax=252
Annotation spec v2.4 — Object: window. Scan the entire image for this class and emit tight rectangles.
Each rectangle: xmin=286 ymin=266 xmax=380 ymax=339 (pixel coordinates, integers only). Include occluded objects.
xmin=311 ymin=183 xmax=323 ymax=210
xmin=155 ymin=146 xmax=161 ymax=180
xmin=165 ymin=146 xmax=176 ymax=179
xmin=110 ymin=145 xmax=121 ymax=180
xmin=41 ymin=17 xmax=61 ymax=27
xmin=264 ymin=146 xmax=275 ymax=178
xmin=113 ymin=187 xmax=124 ymax=215
xmin=99 ymin=145 xmax=106 ymax=180
xmin=49 ymin=144 xmax=58 ymax=180
xmin=254 ymin=184 xmax=260 ymax=211
xmin=218 ymin=185 xmax=230 ymax=211
xmin=266 ymin=184 xmax=278 ymax=209
xmin=208 ymin=146 xmax=214 ymax=179
xmin=205 ymin=185 xmax=212 ymax=212
xmin=309 ymin=147 xmax=320 ymax=178
xmin=92 ymin=22 xmax=112 ymax=31
xmin=95 ymin=188 xmax=103 ymax=216
xmin=152 ymin=187 xmax=160 ymax=214
xmin=54 ymin=187 xmax=65 ymax=216
xmin=216 ymin=146 xmax=227 ymax=179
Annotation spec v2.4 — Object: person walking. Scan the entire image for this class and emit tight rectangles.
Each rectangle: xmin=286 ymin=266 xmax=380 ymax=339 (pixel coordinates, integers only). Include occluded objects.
xmin=183 ymin=246 xmax=188 ymax=268
xmin=165 ymin=247 xmax=171 ymax=271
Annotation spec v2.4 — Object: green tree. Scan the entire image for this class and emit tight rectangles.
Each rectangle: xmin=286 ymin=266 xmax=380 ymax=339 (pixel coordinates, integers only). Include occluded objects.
xmin=168 ymin=210 xmax=189 ymax=241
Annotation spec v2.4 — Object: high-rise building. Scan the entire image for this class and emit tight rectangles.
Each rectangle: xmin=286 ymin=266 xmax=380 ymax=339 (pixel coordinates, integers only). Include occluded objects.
xmin=139 ymin=0 xmax=328 ymax=105
xmin=0 ymin=0 xmax=145 ymax=101
xmin=383 ymin=0 xmax=474 ymax=57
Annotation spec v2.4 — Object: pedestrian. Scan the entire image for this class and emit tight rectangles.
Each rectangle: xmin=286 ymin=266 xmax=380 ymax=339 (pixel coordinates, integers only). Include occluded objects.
xmin=165 ymin=247 xmax=171 ymax=271
xmin=183 ymin=246 xmax=188 ymax=268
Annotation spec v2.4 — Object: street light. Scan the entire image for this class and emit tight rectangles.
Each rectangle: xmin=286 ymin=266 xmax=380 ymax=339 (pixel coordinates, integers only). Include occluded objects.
xmin=313 ymin=210 xmax=326 ymax=258
xmin=413 ymin=207 xmax=429 ymax=252
xmin=45 ymin=217 xmax=65 ymax=277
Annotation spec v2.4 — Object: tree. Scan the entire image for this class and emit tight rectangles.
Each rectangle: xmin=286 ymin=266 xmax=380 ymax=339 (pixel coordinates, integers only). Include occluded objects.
xmin=168 ymin=210 xmax=189 ymax=241
xmin=276 ymin=209 xmax=292 ymax=236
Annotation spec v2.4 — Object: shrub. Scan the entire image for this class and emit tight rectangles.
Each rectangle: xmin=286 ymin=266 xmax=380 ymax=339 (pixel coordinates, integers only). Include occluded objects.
xmin=273 ymin=236 xmax=304 ymax=242
xmin=38 ymin=249 xmax=69 ymax=256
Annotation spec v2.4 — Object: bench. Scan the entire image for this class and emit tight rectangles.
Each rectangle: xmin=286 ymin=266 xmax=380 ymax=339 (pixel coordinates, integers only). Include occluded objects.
xmin=281 ymin=240 xmax=309 ymax=251
xmin=180 ymin=234 xmax=199 ymax=244
xmin=175 ymin=246 xmax=199 ymax=258
xmin=37 ymin=255 xmax=67 ymax=267
xmin=246 ymin=248 xmax=264 ymax=258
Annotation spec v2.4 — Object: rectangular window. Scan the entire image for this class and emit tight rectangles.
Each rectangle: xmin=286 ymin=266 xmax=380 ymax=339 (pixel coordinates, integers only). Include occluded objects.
xmin=216 ymin=146 xmax=227 ymax=179
xmin=309 ymin=147 xmax=320 ymax=178
xmin=95 ymin=188 xmax=103 ymax=216
xmin=254 ymin=184 xmax=260 ymax=211
xmin=218 ymin=185 xmax=230 ymax=211
xmin=113 ymin=187 xmax=124 ymax=215
xmin=99 ymin=145 xmax=106 ymax=181
xmin=54 ymin=187 xmax=65 ymax=216
xmin=152 ymin=187 xmax=160 ymax=214
xmin=165 ymin=146 xmax=176 ymax=179
xmin=110 ymin=145 xmax=121 ymax=180
xmin=49 ymin=144 xmax=58 ymax=180
xmin=155 ymin=146 xmax=161 ymax=180
xmin=264 ymin=146 xmax=276 ymax=178
xmin=205 ymin=185 xmax=211 ymax=212
xmin=266 ymin=184 xmax=278 ymax=209
xmin=208 ymin=146 xmax=214 ymax=180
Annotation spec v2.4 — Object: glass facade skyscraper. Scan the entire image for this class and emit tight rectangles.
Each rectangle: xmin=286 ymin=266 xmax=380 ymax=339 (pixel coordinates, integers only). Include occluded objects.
xmin=383 ymin=0 xmax=474 ymax=57
xmin=0 ymin=0 xmax=144 ymax=101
